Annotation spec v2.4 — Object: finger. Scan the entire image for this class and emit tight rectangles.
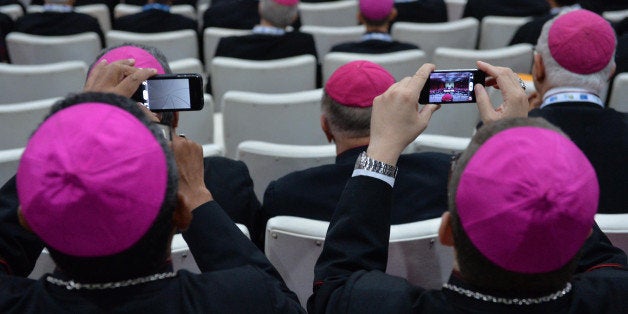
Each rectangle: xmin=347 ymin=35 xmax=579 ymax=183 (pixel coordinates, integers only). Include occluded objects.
xmin=405 ymin=63 xmax=435 ymax=89
xmin=117 ymin=68 xmax=157 ymax=97
xmin=474 ymin=84 xmax=495 ymax=122
xmin=109 ymin=58 xmax=135 ymax=67
xmin=417 ymin=104 xmax=440 ymax=125
xmin=484 ymin=77 xmax=498 ymax=88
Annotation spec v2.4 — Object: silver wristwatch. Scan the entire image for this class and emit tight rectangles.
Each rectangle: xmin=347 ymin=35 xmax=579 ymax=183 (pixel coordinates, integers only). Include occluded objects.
xmin=354 ymin=151 xmax=398 ymax=178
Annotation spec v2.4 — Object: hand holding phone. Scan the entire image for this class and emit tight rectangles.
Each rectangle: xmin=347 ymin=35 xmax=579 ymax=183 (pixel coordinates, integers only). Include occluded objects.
xmin=132 ymin=73 xmax=204 ymax=112
xmin=418 ymin=69 xmax=486 ymax=104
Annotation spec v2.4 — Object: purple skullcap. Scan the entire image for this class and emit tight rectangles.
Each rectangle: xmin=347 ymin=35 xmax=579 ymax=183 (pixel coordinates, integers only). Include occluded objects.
xmin=455 ymin=126 xmax=598 ymax=274
xmin=273 ymin=0 xmax=298 ymax=6
xmin=95 ymin=45 xmax=165 ymax=74
xmin=548 ymin=9 xmax=615 ymax=74
xmin=18 ymin=103 xmax=168 ymax=257
xmin=325 ymin=60 xmax=395 ymax=108
xmin=360 ymin=0 xmax=394 ymax=21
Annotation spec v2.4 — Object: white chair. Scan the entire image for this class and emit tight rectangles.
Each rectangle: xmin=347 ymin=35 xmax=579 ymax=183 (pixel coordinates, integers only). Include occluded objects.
xmin=6 ymin=32 xmax=101 ymax=65
xmin=433 ymin=43 xmax=534 ymax=74
xmin=169 ymin=57 xmax=207 ymax=90
xmin=265 ymin=216 xmax=454 ymax=307
xmin=202 ymin=143 xmax=224 ymax=157
xmin=300 ymin=25 xmax=365 ymax=60
xmin=406 ymin=134 xmax=471 ymax=154
xmin=322 ymin=50 xmax=428 ymax=83
xmin=391 ymin=18 xmax=479 ymax=62
xmin=106 ymin=29 xmax=199 ymax=61
xmin=113 ymin=3 xmax=196 ymax=20
xmin=0 ymin=147 xmax=24 ymax=185
xmin=76 ymin=3 xmax=111 ymax=32
xmin=603 ymin=9 xmax=628 ymax=23
xmin=197 ymin=2 xmax=209 ymax=23
xmin=177 ymin=93 xmax=215 ymax=145
xmin=479 ymin=15 xmax=531 ymax=49
xmin=28 ymin=224 xmax=252 ymax=279
xmin=298 ymin=0 xmax=358 ymax=27
xmin=0 ymin=4 xmax=23 ymax=20
xmin=210 ymin=55 xmax=317 ymax=111
xmin=0 ymin=62 xmax=85 ymax=104
xmin=0 ymin=97 xmax=60 ymax=150
xmin=608 ymin=73 xmax=628 ymax=113
xmin=595 ymin=214 xmax=628 ymax=254
xmin=221 ymin=89 xmax=327 ymax=158
xmin=236 ymin=141 xmax=336 ymax=200
xmin=202 ymin=27 xmax=252 ymax=72
xmin=444 ymin=0 xmax=467 ymax=21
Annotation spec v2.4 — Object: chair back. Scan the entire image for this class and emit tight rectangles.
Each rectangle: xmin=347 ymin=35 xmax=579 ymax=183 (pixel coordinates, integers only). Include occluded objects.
xmin=169 ymin=57 xmax=207 ymax=90
xmin=114 ymin=3 xmax=194 ymax=19
xmin=0 ymin=61 xmax=85 ymax=103
xmin=7 ymin=32 xmax=101 ymax=65
xmin=0 ymin=148 xmax=23 ymax=185
xmin=106 ymin=29 xmax=199 ymax=61
xmin=434 ymin=43 xmax=534 ymax=74
xmin=323 ymin=50 xmax=428 ymax=83
xmin=609 ymin=73 xmax=628 ymax=113
xmin=265 ymin=216 xmax=454 ymax=307
xmin=391 ymin=18 xmax=479 ymax=62
xmin=444 ymin=0 xmax=466 ymax=21
xmin=479 ymin=15 xmax=531 ymax=49
xmin=177 ymin=93 xmax=215 ymax=145
xmin=236 ymin=141 xmax=336 ymax=199
xmin=300 ymin=25 xmax=365 ymax=60
xmin=76 ymin=4 xmax=111 ymax=32
xmin=211 ymin=55 xmax=317 ymax=110
xmin=0 ymin=4 xmax=23 ymax=20
xmin=603 ymin=9 xmax=628 ymax=23
xmin=202 ymin=27 xmax=252 ymax=72
xmin=406 ymin=134 xmax=471 ymax=155
xmin=0 ymin=97 xmax=60 ymax=150
xmin=222 ymin=88 xmax=326 ymax=157
xmin=595 ymin=214 xmax=628 ymax=254
xmin=298 ymin=0 xmax=358 ymax=27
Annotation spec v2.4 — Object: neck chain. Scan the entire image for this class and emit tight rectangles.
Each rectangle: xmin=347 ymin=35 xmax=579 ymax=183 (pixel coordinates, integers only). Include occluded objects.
xmin=46 ymin=272 xmax=177 ymax=290
xmin=443 ymin=282 xmax=572 ymax=306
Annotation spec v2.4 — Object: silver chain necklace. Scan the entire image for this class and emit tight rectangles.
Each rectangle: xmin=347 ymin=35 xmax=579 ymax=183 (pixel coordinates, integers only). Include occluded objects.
xmin=442 ymin=282 xmax=572 ymax=306
xmin=46 ymin=272 xmax=177 ymax=290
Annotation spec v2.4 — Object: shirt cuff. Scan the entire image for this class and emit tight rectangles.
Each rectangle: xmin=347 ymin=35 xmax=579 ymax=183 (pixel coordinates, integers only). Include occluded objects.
xmin=352 ymin=168 xmax=395 ymax=187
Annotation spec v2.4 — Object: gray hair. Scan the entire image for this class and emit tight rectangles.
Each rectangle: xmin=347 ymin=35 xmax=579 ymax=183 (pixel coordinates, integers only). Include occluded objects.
xmin=260 ymin=0 xmax=298 ymax=29
xmin=535 ymin=14 xmax=616 ymax=94
xmin=321 ymin=92 xmax=372 ymax=139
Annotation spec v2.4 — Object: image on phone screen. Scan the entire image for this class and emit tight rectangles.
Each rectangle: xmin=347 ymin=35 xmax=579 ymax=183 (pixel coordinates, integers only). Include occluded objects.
xmin=427 ymin=71 xmax=476 ymax=103
xmin=145 ymin=79 xmax=191 ymax=110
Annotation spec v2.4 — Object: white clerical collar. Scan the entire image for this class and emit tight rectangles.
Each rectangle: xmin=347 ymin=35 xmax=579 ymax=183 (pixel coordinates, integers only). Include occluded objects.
xmin=43 ymin=4 xmax=73 ymax=12
xmin=541 ymin=87 xmax=604 ymax=109
xmin=253 ymin=25 xmax=285 ymax=36
xmin=550 ymin=4 xmax=581 ymax=15
xmin=362 ymin=32 xmax=393 ymax=42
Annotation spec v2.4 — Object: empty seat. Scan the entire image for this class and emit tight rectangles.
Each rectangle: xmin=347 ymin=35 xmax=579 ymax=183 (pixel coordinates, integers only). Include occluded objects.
xmin=106 ymin=30 xmax=199 ymax=61
xmin=0 ymin=62 xmax=86 ymax=104
xmin=0 ymin=97 xmax=60 ymax=150
xmin=6 ymin=32 xmax=101 ymax=65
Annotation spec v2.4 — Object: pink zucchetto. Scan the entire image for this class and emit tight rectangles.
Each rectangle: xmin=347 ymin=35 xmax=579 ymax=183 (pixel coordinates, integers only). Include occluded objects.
xmin=95 ymin=45 xmax=165 ymax=74
xmin=455 ymin=126 xmax=598 ymax=274
xmin=273 ymin=0 xmax=299 ymax=6
xmin=360 ymin=0 xmax=394 ymax=21
xmin=325 ymin=60 xmax=395 ymax=108
xmin=18 ymin=103 xmax=168 ymax=257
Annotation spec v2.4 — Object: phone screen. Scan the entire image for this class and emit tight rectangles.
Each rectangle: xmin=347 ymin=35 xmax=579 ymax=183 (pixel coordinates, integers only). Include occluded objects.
xmin=132 ymin=74 xmax=204 ymax=111
xmin=419 ymin=69 xmax=485 ymax=104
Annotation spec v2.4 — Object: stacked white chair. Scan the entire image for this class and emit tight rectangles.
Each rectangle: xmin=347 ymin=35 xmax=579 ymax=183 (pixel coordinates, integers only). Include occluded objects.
xmin=221 ymin=88 xmax=326 ymax=158
xmin=265 ymin=216 xmax=454 ymax=307
xmin=479 ymin=15 xmax=532 ymax=49
xmin=300 ymin=25 xmax=365 ymax=60
xmin=106 ymin=30 xmax=199 ymax=61
xmin=391 ymin=18 xmax=479 ymax=62
xmin=433 ymin=43 xmax=534 ymax=74
xmin=298 ymin=0 xmax=358 ymax=27
xmin=236 ymin=141 xmax=336 ymax=200
xmin=322 ymin=50 xmax=428 ymax=83
xmin=0 ymin=62 xmax=86 ymax=104
xmin=6 ymin=32 xmax=101 ymax=65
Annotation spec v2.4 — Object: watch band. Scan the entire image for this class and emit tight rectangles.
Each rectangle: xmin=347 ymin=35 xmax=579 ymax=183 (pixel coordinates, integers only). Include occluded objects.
xmin=354 ymin=151 xmax=398 ymax=179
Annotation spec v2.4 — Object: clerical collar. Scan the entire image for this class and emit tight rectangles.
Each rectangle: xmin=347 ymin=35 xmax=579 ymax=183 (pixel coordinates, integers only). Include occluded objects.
xmin=143 ymin=3 xmax=171 ymax=12
xmin=541 ymin=87 xmax=604 ymax=109
xmin=253 ymin=25 xmax=285 ymax=36
xmin=362 ymin=32 xmax=393 ymax=42
xmin=43 ymin=4 xmax=73 ymax=13
xmin=550 ymin=4 xmax=581 ymax=15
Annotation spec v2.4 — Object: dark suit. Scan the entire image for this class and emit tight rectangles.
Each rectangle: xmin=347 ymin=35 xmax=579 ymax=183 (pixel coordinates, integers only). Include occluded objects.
xmin=214 ymin=31 xmax=317 ymax=61
xmin=529 ymin=103 xmax=628 ymax=213
xmin=0 ymin=12 xmax=13 ymax=62
xmin=579 ymin=0 xmax=627 ymax=14
xmin=330 ymin=34 xmax=420 ymax=54
xmin=202 ymin=0 xmax=259 ymax=30
xmin=394 ymin=0 xmax=448 ymax=23
xmin=509 ymin=14 xmax=554 ymax=45
xmin=114 ymin=9 xmax=198 ymax=33
xmin=462 ymin=0 xmax=549 ymax=21
xmin=258 ymin=146 xmax=451 ymax=246
xmin=308 ymin=175 xmax=628 ymax=313
xmin=13 ymin=11 xmax=105 ymax=47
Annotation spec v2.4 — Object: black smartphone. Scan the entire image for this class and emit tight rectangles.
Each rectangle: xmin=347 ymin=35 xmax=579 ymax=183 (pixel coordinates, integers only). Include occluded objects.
xmin=132 ymin=73 xmax=204 ymax=111
xmin=419 ymin=69 xmax=486 ymax=104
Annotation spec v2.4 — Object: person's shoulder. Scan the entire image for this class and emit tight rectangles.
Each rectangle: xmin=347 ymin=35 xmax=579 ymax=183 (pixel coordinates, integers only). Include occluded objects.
xmin=399 ymin=151 xmax=452 ymax=165
xmin=204 ymin=156 xmax=248 ymax=172
xmin=271 ymin=163 xmax=340 ymax=190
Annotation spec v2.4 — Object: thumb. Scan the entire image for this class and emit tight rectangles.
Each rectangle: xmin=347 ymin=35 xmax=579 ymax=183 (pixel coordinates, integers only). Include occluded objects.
xmin=417 ymin=104 xmax=440 ymax=128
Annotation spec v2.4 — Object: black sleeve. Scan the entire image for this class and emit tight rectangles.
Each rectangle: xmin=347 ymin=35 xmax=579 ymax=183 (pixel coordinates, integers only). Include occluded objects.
xmin=182 ymin=201 xmax=303 ymax=312
xmin=575 ymin=223 xmax=628 ymax=273
xmin=0 ymin=176 xmax=44 ymax=276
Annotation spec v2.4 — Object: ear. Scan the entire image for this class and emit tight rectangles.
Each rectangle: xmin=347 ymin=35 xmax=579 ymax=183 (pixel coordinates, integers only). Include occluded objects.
xmin=533 ymin=53 xmax=545 ymax=84
xmin=609 ymin=63 xmax=616 ymax=80
xmin=321 ymin=114 xmax=333 ymax=143
xmin=172 ymin=203 xmax=192 ymax=231
xmin=388 ymin=8 xmax=398 ymax=22
xmin=438 ymin=211 xmax=454 ymax=247
xmin=357 ymin=12 xmax=366 ymax=25
xmin=17 ymin=206 xmax=33 ymax=232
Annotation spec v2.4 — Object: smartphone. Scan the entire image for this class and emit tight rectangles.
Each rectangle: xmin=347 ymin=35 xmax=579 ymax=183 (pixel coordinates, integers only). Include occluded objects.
xmin=132 ymin=74 xmax=204 ymax=111
xmin=419 ymin=69 xmax=486 ymax=104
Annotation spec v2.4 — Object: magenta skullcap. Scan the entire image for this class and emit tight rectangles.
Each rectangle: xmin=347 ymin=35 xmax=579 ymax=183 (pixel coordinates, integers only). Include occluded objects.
xmin=360 ymin=0 xmax=394 ymax=21
xmin=273 ymin=0 xmax=298 ymax=6
xmin=548 ymin=9 xmax=615 ymax=74
xmin=455 ymin=126 xmax=598 ymax=274
xmin=95 ymin=45 xmax=165 ymax=74
xmin=325 ymin=60 xmax=395 ymax=108
xmin=18 ymin=103 xmax=168 ymax=257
